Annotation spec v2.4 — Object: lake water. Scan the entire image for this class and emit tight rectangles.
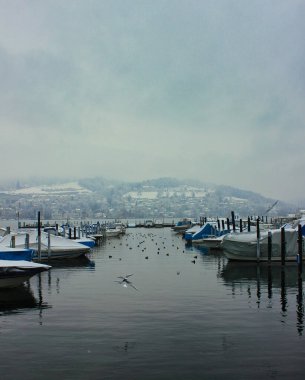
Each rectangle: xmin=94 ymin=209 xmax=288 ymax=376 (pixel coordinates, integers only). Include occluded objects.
xmin=0 ymin=227 xmax=304 ymax=379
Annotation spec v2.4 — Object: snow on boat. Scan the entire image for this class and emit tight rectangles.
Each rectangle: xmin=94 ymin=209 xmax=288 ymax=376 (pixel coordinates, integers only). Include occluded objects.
xmin=222 ymin=222 xmax=304 ymax=262
xmin=0 ymin=231 xmax=90 ymax=261
xmin=0 ymin=259 xmax=51 ymax=288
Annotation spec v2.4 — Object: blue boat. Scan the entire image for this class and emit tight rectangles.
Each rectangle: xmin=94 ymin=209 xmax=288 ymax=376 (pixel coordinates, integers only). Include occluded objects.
xmin=0 ymin=246 xmax=34 ymax=261
xmin=0 ymin=259 xmax=50 ymax=288
xmin=172 ymin=218 xmax=193 ymax=233
xmin=74 ymin=237 xmax=96 ymax=248
xmin=185 ymin=222 xmax=229 ymax=244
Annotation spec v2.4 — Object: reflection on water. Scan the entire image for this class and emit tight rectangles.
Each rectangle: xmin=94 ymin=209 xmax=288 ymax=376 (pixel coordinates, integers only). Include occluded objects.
xmin=0 ymin=256 xmax=95 ymax=317
xmin=45 ymin=255 xmax=95 ymax=269
xmin=0 ymin=282 xmax=50 ymax=315
xmin=185 ymin=243 xmax=209 ymax=255
xmin=1 ymin=228 xmax=305 ymax=379
xmin=220 ymin=261 xmax=304 ymax=335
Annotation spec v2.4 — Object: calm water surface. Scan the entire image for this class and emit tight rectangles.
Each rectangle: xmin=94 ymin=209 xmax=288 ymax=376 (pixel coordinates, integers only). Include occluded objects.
xmin=0 ymin=227 xmax=304 ymax=379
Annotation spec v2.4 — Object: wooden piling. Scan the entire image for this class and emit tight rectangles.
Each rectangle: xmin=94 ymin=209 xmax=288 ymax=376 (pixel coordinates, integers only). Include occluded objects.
xmin=11 ymin=235 xmax=15 ymax=248
xmin=239 ymin=219 xmax=243 ymax=233
xmin=226 ymin=218 xmax=230 ymax=232
xmin=25 ymin=233 xmax=29 ymax=249
xmin=281 ymin=227 xmax=286 ymax=266
xmin=231 ymin=211 xmax=236 ymax=232
xmin=267 ymin=231 xmax=272 ymax=262
xmin=247 ymin=217 xmax=250 ymax=232
xmin=256 ymin=218 xmax=260 ymax=262
xmin=48 ymin=231 xmax=51 ymax=259
xmin=297 ymin=224 xmax=303 ymax=274
xmin=37 ymin=211 xmax=41 ymax=261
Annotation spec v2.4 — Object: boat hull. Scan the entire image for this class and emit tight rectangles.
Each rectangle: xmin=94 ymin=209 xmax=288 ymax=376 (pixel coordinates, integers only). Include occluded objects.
xmin=0 ymin=260 xmax=50 ymax=288
xmin=193 ymin=237 xmax=223 ymax=249
xmin=0 ymin=232 xmax=90 ymax=261
xmin=222 ymin=230 xmax=302 ymax=262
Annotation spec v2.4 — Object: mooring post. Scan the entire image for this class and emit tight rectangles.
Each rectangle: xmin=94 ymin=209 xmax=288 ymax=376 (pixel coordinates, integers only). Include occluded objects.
xmin=221 ymin=219 xmax=225 ymax=230
xmin=74 ymin=226 xmax=76 ymax=240
xmin=231 ymin=211 xmax=236 ymax=232
xmin=297 ymin=224 xmax=303 ymax=275
xmin=217 ymin=218 xmax=220 ymax=230
xmin=281 ymin=227 xmax=286 ymax=266
xmin=37 ymin=211 xmax=41 ymax=261
xmin=239 ymin=219 xmax=243 ymax=233
xmin=48 ymin=231 xmax=51 ymax=259
xmin=11 ymin=235 xmax=15 ymax=248
xmin=226 ymin=218 xmax=230 ymax=232
xmin=69 ymin=227 xmax=72 ymax=239
xmin=268 ymin=231 xmax=272 ymax=263
xmin=25 ymin=233 xmax=29 ymax=249
xmin=256 ymin=218 xmax=260 ymax=262
xmin=247 ymin=216 xmax=251 ymax=232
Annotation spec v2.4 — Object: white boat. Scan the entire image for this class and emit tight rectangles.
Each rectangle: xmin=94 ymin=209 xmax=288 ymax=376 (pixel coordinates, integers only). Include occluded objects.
xmin=222 ymin=226 xmax=303 ymax=262
xmin=197 ymin=235 xmax=225 ymax=249
xmin=185 ymin=222 xmax=229 ymax=246
xmin=73 ymin=237 xmax=96 ymax=248
xmin=144 ymin=220 xmax=155 ymax=228
xmin=114 ymin=222 xmax=126 ymax=234
xmin=0 ymin=230 xmax=90 ymax=260
xmin=184 ymin=225 xmax=201 ymax=236
xmin=172 ymin=218 xmax=193 ymax=233
xmin=0 ymin=245 xmax=34 ymax=261
xmin=0 ymin=259 xmax=51 ymax=288
xmin=105 ymin=226 xmax=122 ymax=238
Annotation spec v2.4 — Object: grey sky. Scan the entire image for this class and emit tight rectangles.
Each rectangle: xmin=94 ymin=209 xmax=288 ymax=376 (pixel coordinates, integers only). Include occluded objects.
xmin=1 ymin=0 xmax=304 ymax=202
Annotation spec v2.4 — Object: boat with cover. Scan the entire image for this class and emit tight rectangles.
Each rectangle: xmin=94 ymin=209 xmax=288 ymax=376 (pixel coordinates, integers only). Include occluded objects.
xmin=222 ymin=219 xmax=305 ymax=261
xmin=172 ymin=218 xmax=193 ymax=233
xmin=0 ymin=230 xmax=90 ymax=260
xmin=0 ymin=259 xmax=51 ymax=288
xmin=0 ymin=246 xmax=34 ymax=261
xmin=185 ymin=222 xmax=229 ymax=247
xmin=105 ymin=226 xmax=122 ymax=237
xmin=198 ymin=235 xmax=225 ymax=249
xmin=184 ymin=224 xmax=201 ymax=237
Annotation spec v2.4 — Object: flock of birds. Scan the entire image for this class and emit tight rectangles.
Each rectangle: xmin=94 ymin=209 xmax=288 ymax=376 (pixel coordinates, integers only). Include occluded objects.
xmin=100 ymin=230 xmax=201 ymax=291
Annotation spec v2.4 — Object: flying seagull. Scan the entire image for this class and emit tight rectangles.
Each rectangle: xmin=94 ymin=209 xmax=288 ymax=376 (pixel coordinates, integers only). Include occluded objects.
xmin=115 ymin=274 xmax=138 ymax=291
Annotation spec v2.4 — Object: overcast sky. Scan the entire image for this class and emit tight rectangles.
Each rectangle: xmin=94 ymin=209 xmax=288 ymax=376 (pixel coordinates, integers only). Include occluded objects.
xmin=0 ymin=0 xmax=304 ymax=202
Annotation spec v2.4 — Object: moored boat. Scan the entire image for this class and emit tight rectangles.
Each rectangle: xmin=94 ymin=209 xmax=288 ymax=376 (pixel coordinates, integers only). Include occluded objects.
xmin=172 ymin=218 xmax=193 ymax=233
xmin=0 ymin=259 xmax=51 ymax=288
xmin=0 ymin=230 xmax=90 ymax=260
xmin=185 ymin=222 xmax=229 ymax=245
xmin=198 ymin=235 xmax=225 ymax=249
xmin=74 ymin=237 xmax=96 ymax=248
xmin=222 ymin=223 xmax=304 ymax=262
xmin=105 ymin=226 xmax=122 ymax=238
xmin=0 ymin=246 xmax=34 ymax=261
